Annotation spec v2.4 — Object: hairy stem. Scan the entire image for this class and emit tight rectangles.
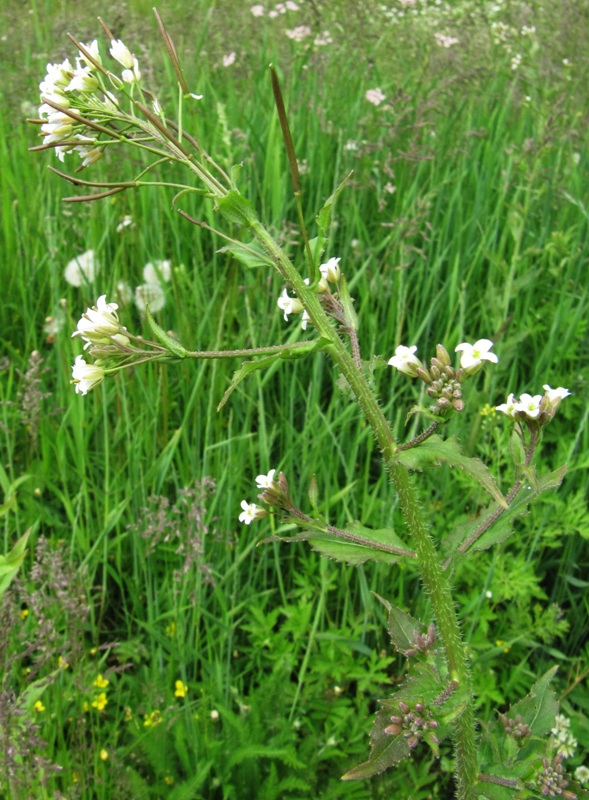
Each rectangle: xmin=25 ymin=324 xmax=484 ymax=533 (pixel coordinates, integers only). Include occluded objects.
xmin=250 ymin=218 xmax=479 ymax=799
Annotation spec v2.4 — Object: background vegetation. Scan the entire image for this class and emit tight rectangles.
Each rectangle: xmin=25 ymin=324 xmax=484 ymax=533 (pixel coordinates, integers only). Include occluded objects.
xmin=0 ymin=0 xmax=588 ymax=797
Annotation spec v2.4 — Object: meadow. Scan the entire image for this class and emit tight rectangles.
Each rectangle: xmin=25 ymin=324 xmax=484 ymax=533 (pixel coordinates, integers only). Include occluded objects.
xmin=0 ymin=0 xmax=588 ymax=797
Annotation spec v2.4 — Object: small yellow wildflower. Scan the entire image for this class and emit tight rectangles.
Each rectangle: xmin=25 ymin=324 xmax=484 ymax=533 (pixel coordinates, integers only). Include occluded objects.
xmin=100 ymin=749 xmax=109 ymax=761
xmin=58 ymin=655 xmax=69 ymax=669
xmin=91 ymin=693 xmax=108 ymax=712
xmin=165 ymin=621 xmax=176 ymax=637
xmin=164 ymin=776 xmax=174 ymax=786
xmin=93 ymin=674 xmax=109 ymax=689
xmin=174 ymin=680 xmax=188 ymax=699
xmin=72 ymin=772 xmax=79 ymax=784
xmin=20 ymin=608 xmax=29 ymax=620
xmin=34 ymin=700 xmax=45 ymax=713
xmin=479 ymin=403 xmax=496 ymax=417
xmin=143 ymin=710 xmax=162 ymax=728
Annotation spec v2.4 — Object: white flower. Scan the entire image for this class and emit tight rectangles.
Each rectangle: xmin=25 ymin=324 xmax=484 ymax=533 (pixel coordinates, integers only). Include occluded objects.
xmin=277 ymin=288 xmax=303 ymax=321
xmin=250 ymin=4 xmax=265 ymax=16
xmin=72 ymin=295 xmax=128 ymax=348
xmin=455 ymin=339 xmax=498 ymax=374
xmin=122 ymin=58 xmax=141 ymax=84
xmin=365 ymin=88 xmax=385 ymax=106
xmin=71 ymin=355 xmax=105 ymax=395
xmin=222 ymin=52 xmax=236 ymax=67
xmin=542 ymin=384 xmax=571 ymax=413
xmin=515 ymin=393 xmax=543 ymax=419
xmin=64 ymin=249 xmax=99 ymax=286
xmin=388 ymin=345 xmax=422 ymax=377
xmin=238 ymin=500 xmax=265 ymax=525
xmin=75 ymin=144 xmax=103 ymax=167
xmin=284 ymin=25 xmax=312 ymax=41
xmin=66 ymin=65 xmax=99 ymax=93
xmin=301 ymin=309 xmax=311 ymax=330
xmin=255 ymin=469 xmax=276 ymax=489
xmin=109 ymin=39 xmax=135 ymax=69
xmin=134 ymin=282 xmax=166 ymax=313
xmin=116 ymin=215 xmax=133 ymax=233
xmin=78 ymin=39 xmax=101 ymax=67
xmin=434 ymin=33 xmax=459 ymax=48
xmin=575 ymin=766 xmax=589 ymax=785
xmin=143 ymin=260 xmax=172 ymax=284
xmin=319 ymin=257 xmax=341 ymax=283
xmin=495 ymin=393 xmax=517 ymax=418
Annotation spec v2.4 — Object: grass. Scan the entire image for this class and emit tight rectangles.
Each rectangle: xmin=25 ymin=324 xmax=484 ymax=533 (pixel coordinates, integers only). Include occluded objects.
xmin=1 ymin=0 xmax=588 ymax=797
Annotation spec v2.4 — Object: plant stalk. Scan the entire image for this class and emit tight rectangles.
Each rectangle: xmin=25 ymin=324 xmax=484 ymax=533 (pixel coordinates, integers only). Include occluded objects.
xmin=250 ymin=218 xmax=479 ymax=799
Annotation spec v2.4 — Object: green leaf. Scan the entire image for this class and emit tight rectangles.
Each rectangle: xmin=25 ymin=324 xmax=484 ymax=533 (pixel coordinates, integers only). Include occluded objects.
xmin=217 ymin=340 xmax=321 ymax=411
xmin=338 ymin=274 xmax=359 ymax=331
xmin=145 ymin=305 xmax=187 ymax=358
xmin=308 ymin=235 xmax=327 ymax=268
xmin=217 ymin=238 xmax=275 ymax=269
xmin=341 ymin=707 xmax=411 ymax=780
xmin=510 ymin=428 xmax=526 ymax=467
xmin=477 ymin=783 xmax=518 ymax=800
xmin=0 ymin=528 xmax=32 ymax=601
xmin=216 ymin=189 xmax=258 ymax=226
xmin=343 ymin=665 xmax=447 ymax=781
xmin=444 ymin=463 xmax=568 ymax=557
xmin=373 ymin=596 xmax=424 ymax=654
xmin=316 ymin=171 xmax=353 ymax=238
xmin=396 ymin=436 xmax=507 ymax=508
xmin=507 ymin=666 xmax=559 ymax=739
xmin=277 ymin=520 xmax=412 ymax=566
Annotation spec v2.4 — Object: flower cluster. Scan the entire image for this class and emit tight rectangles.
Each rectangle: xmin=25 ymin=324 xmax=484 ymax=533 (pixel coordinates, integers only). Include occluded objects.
xmin=495 ymin=386 xmax=570 ymax=425
xmin=238 ymin=469 xmax=299 ymax=524
xmin=529 ymin=753 xmax=576 ymax=799
xmin=35 ymin=35 xmax=142 ymax=164
xmin=70 ymin=295 xmax=132 ymax=395
xmin=388 ymin=340 xmax=498 ymax=414
xmin=276 ymin=257 xmax=342 ymax=329
xmin=384 ymin=700 xmax=439 ymax=750
xmin=551 ymin=715 xmax=578 ymax=760
xmin=499 ymin=712 xmax=532 ymax=745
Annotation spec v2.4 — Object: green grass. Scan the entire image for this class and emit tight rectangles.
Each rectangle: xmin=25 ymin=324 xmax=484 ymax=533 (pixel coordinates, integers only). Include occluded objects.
xmin=1 ymin=0 xmax=588 ymax=797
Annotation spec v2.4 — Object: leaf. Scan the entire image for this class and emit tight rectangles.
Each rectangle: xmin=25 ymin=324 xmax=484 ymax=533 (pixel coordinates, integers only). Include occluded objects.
xmin=275 ymin=520 xmax=413 ymax=566
xmin=315 ymin=171 xmax=353 ymax=238
xmin=396 ymin=436 xmax=507 ymax=508
xmin=217 ymin=238 xmax=275 ymax=269
xmin=216 ymin=189 xmax=258 ymax=227
xmin=507 ymin=666 xmax=559 ymax=739
xmin=217 ymin=340 xmax=321 ymax=411
xmin=341 ymin=707 xmax=411 ymax=780
xmin=477 ymin=783 xmax=518 ymax=800
xmin=444 ymin=463 xmax=568 ymax=557
xmin=373 ymin=597 xmax=424 ymax=654
xmin=145 ymin=306 xmax=187 ymax=358
xmin=338 ymin=274 xmax=359 ymax=331
xmin=0 ymin=529 xmax=32 ymax=601
xmin=342 ymin=665 xmax=446 ymax=781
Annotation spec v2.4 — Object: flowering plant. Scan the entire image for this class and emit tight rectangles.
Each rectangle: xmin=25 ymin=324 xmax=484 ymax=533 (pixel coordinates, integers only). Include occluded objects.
xmin=30 ymin=14 xmax=585 ymax=800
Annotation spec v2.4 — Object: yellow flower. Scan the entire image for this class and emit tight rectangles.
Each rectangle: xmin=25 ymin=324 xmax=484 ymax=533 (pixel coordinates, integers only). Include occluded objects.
xmin=91 ymin=693 xmax=108 ymax=712
xmin=20 ymin=608 xmax=29 ymax=620
xmin=58 ymin=655 xmax=69 ymax=669
xmin=174 ymin=680 xmax=188 ymax=699
xmin=165 ymin=621 xmax=176 ymax=637
xmin=83 ymin=701 xmax=89 ymax=713
xmin=143 ymin=710 xmax=162 ymax=728
xmin=164 ymin=776 xmax=174 ymax=785
xmin=34 ymin=700 xmax=45 ymax=713
xmin=100 ymin=749 xmax=109 ymax=761
xmin=93 ymin=674 xmax=109 ymax=689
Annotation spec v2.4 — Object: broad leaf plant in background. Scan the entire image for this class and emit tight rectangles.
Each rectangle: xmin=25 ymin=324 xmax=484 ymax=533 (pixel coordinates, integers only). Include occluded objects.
xmin=25 ymin=11 xmax=586 ymax=800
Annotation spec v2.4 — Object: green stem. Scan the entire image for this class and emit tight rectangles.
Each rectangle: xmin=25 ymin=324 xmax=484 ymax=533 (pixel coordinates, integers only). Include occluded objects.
xmin=250 ymin=218 xmax=479 ymax=799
